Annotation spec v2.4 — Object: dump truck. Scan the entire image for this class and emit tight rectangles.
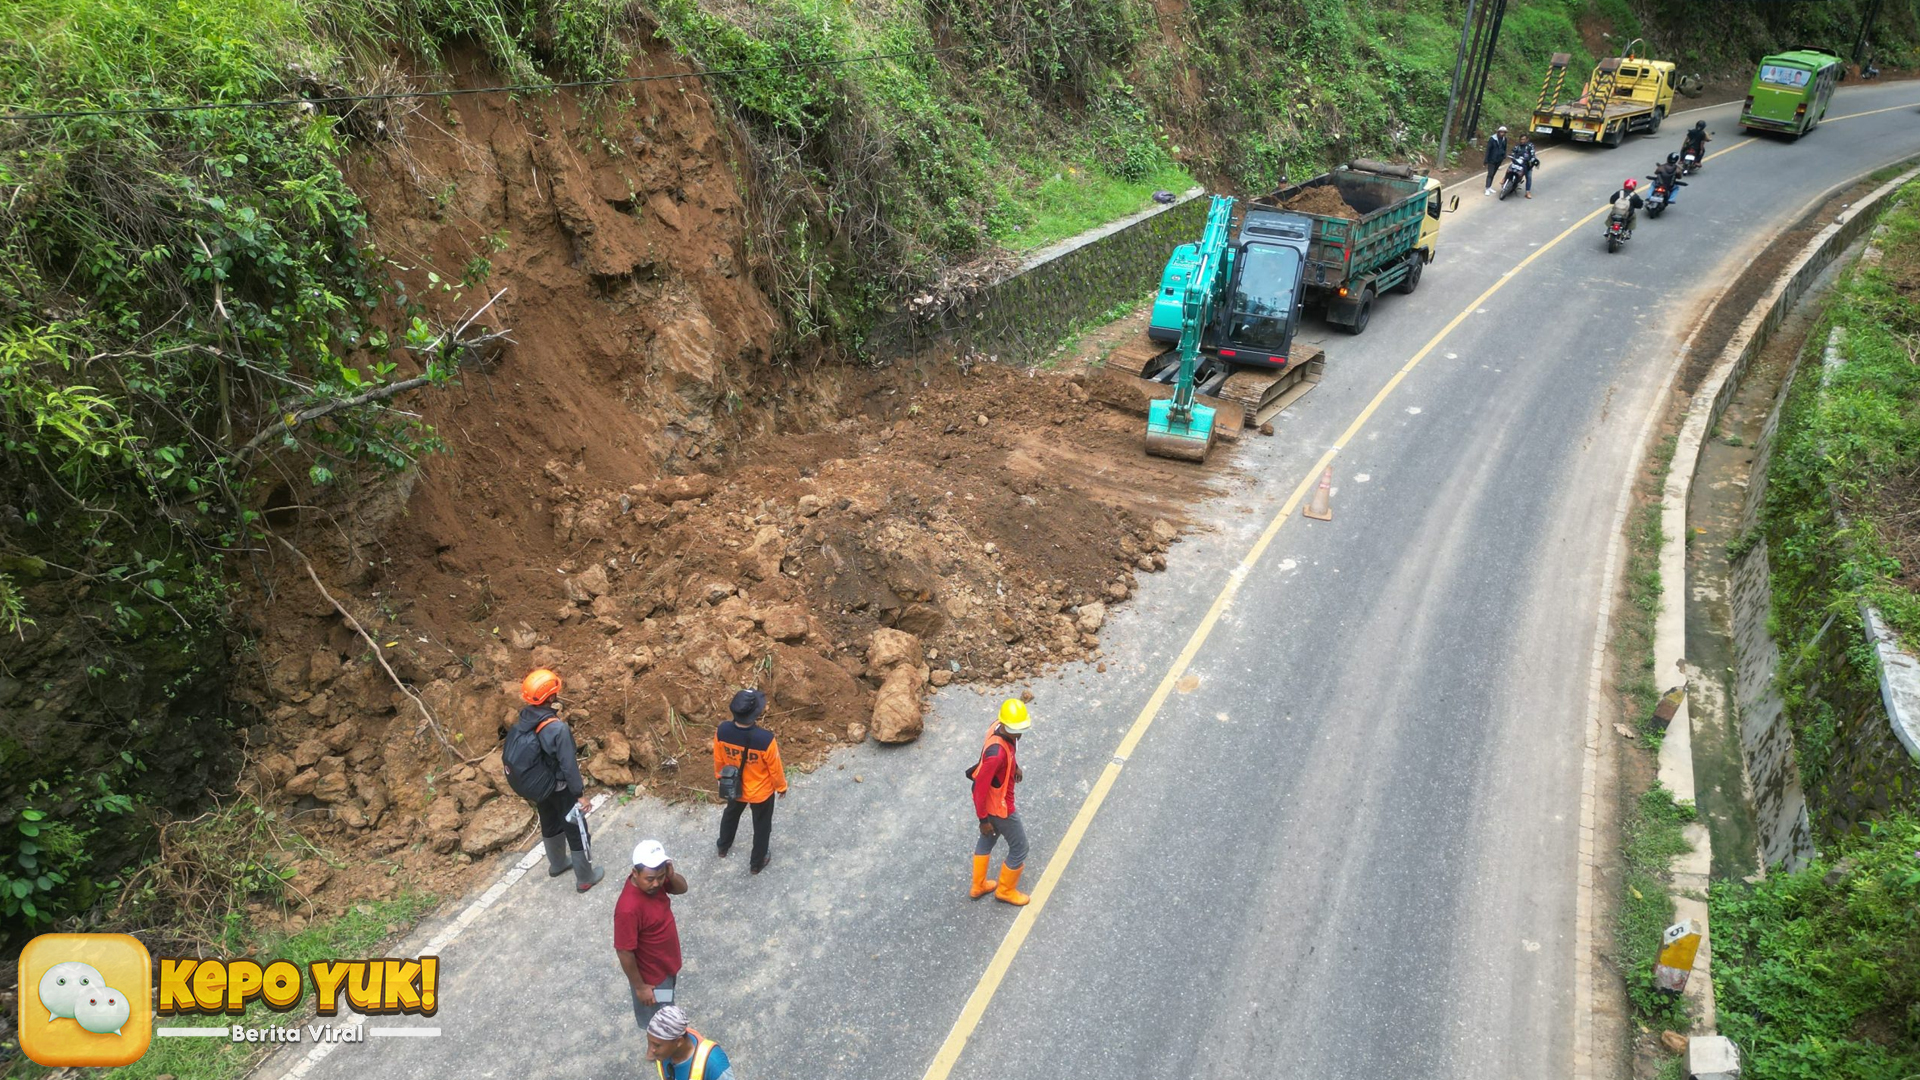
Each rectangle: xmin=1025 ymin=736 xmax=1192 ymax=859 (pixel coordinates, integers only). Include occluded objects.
xmin=1531 ymin=40 xmax=1676 ymax=146
xmin=1100 ymin=160 xmax=1450 ymax=440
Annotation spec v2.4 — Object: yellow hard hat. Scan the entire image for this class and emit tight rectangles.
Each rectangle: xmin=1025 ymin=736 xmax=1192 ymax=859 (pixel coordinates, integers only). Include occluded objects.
xmin=997 ymin=698 xmax=1031 ymax=733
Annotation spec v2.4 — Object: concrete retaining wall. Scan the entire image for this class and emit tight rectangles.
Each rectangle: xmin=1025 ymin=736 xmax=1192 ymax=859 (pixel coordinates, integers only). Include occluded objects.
xmin=864 ymin=189 xmax=1207 ymax=366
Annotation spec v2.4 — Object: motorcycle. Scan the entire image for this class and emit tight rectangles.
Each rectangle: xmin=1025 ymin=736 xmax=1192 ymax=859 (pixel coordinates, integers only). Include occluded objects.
xmin=1498 ymin=155 xmax=1531 ymax=200
xmin=1644 ymin=174 xmax=1674 ymax=218
xmin=1604 ymin=204 xmax=1633 ymax=252
xmin=1680 ymin=150 xmax=1702 ymax=176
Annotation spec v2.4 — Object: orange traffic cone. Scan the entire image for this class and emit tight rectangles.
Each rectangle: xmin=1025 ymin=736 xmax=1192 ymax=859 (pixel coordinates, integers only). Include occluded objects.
xmin=1303 ymin=466 xmax=1334 ymax=521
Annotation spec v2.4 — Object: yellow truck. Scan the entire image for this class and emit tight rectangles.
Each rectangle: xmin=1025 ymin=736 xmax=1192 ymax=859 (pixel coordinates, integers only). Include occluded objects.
xmin=1531 ymin=41 xmax=1676 ymax=146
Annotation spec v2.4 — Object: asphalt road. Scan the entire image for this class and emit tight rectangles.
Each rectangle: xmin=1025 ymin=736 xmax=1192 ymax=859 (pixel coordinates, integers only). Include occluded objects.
xmin=262 ymin=82 xmax=1920 ymax=1080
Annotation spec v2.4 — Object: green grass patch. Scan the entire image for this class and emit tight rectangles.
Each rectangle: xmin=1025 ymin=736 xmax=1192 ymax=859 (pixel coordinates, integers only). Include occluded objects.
xmin=1762 ymin=181 xmax=1920 ymax=806
xmin=1616 ymin=434 xmax=1677 ymax=748
xmin=1616 ymin=784 xmax=1698 ymax=1028
xmin=992 ymin=161 xmax=1194 ymax=253
xmin=107 ymin=893 xmax=441 ymax=1080
xmin=1712 ymin=815 xmax=1920 ymax=1079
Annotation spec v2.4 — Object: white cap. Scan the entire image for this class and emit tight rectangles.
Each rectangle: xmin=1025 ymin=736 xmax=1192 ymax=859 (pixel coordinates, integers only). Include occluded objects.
xmin=1497 ymin=125 xmax=1508 ymax=132
xmin=631 ymin=840 xmax=668 ymax=868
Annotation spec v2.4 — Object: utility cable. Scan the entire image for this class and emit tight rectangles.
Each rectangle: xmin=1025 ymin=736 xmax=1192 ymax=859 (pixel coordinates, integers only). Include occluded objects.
xmin=0 ymin=40 xmax=980 ymax=123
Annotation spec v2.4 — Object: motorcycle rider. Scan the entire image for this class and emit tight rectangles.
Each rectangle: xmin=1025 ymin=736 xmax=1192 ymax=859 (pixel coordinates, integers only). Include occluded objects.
xmin=1507 ymin=133 xmax=1541 ymax=199
xmin=1680 ymin=121 xmax=1710 ymax=168
xmin=1608 ymin=177 xmax=1646 ymax=235
xmin=1652 ymin=153 xmax=1686 ymax=206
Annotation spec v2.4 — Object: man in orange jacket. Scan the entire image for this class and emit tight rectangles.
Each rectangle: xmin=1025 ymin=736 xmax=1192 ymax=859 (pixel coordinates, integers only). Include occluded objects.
xmin=713 ymin=689 xmax=787 ymax=875
xmin=968 ymin=699 xmax=1032 ymax=905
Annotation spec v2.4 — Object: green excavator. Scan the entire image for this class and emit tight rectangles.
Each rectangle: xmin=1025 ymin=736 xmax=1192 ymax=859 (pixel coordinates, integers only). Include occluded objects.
xmin=1138 ymin=195 xmax=1314 ymax=462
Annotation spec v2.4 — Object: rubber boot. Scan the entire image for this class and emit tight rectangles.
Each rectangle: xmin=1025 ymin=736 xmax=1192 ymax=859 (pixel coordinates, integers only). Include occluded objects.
xmin=543 ymin=835 xmax=570 ymax=878
xmin=969 ymin=855 xmax=999 ymax=899
xmin=571 ymin=850 xmax=605 ymax=892
xmin=993 ymin=864 xmax=1030 ymax=906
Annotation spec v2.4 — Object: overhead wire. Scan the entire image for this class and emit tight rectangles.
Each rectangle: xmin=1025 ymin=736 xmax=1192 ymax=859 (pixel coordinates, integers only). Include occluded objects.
xmin=0 ymin=39 xmax=981 ymax=123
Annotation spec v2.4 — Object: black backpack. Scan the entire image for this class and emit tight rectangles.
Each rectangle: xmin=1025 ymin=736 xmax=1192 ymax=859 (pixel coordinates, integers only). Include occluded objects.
xmin=503 ymin=716 xmax=561 ymax=801
xmin=717 ymin=738 xmax=748 ymax=802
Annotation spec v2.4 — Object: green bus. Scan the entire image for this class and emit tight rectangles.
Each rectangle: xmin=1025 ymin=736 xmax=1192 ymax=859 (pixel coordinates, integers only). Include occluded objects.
xmin=1740 ymin=47 xmax=1842 ymax=138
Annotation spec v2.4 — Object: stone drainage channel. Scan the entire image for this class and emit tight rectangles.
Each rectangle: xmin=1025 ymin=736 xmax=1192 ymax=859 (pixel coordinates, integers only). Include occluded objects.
xmin=1656 ymin=162 xmax=1920 ymax=1050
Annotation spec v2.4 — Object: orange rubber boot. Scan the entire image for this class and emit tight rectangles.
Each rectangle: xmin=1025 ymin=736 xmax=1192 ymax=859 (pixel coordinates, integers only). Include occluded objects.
xmin=993 ymin=864 xmax=1030 ymax=906
xmin=970 ymin=855 xmax=999 ymax=899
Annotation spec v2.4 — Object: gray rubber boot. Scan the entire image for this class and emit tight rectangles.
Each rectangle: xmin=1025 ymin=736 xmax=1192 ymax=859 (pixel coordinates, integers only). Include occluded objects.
xmin=543 ymin=835 xmax=570 ymax=878
xmin=571 ymin=850 xmax=605 ymax=892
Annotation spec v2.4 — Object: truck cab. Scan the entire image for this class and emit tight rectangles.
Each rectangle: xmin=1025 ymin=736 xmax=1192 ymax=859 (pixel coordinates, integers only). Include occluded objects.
xmin=1147 ymin=207 xmax=1312 ymax=371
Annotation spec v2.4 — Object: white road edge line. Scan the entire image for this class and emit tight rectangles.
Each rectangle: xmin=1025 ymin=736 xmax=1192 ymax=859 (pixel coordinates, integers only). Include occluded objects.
xmin=271 ymin=792 xmax=611 ymax=1079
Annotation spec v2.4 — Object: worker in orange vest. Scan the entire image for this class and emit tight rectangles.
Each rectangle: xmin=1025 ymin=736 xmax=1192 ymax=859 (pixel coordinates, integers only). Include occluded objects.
xmin=712 ymin=688 xmax=787 ymax=874
xmin=645 ymin=1005 xmax=735 ymax=1079
xmin=967 ymin=699 xmax=1032 ymax=905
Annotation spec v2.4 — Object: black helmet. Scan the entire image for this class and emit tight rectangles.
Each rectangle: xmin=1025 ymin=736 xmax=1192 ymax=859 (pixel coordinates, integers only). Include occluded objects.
xmin=1694 ymin=120 xmax=1706 ymax=130
xmin=1667 ymin=152 xmax=1680 ymax=164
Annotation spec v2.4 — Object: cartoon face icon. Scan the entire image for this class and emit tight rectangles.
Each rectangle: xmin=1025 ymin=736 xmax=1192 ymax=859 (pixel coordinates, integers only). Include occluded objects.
xmin=73 ymin=988 xmax=131 ymax=1036
xmin=38 ymin=961 xmax=105 ymax=1022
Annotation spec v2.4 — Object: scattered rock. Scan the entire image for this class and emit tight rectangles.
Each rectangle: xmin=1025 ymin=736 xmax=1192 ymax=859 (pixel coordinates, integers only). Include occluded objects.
xmin=1823 ymin=856 xmax=1858 ymax=886
xmin=576 ymin=563 xmax=611 ymax=597
xmin=425 ymin=797 xmax=464 ymax=834
xmin=448 ymin=779 xmax=494 ymax=813
xmin=460 ymin=799 xmax=532 ymax=857
xmin=335 ymin=802 xmax=370 ymax=829
xmin=589 ymin=757 xmax=636 ymax=787
xmin=603 ymin=729 xmax=632 ymax=763
xmin=930 ymin=669 xmax=953 ymax=687
xmin=797 ymin=494 xmax=824 ymax=517
xmin=1020 ymin=689 xmax=1034 ymax=702
xmin=761 ymin=604 xmax=810 ymax=643
xmin=291 ymin=738 xmax=328 ymax=769
xmin=1659 ymin=1030 xmax=1689 ymax=1054
xmin=309 ymin=649 xmax=342 ymax=686
xmin=1097 ymin=662 xmax=1107 ymax=673
xmin=868 ymin=628 xmax=923 ymax=673
xmin=590 ymin=594 xmax=620 ymax=620
xmin=313 ymin=772 xmax=352 ymax=804
xmin=846 ymin=720 xmax=869 ymax=742
xmin=1105 ymin=581 xmax=1129 ymax=602
xmin=896 ymin=602 xmax=948 ymax=639
xmin=285 ymin=769 xmax=319 ymax=798
xmin=321 ymin=719 xmax=359 ymax=753
xmin=1076 ymin=601 xmax=1107 ymax=634
xmin=1136 ymin=555 xmax=1156 ymax=572
xmin=509 ymin=622 xmax=541 ymax=650
xmin=651 ymin=474 xmax=716 ymax=503
xmin=1259 ymin=422 xmax=1275 ymax=436
xmin=870 ymin=663 xmax=928 ymax=743
xmin=1614 ymin=723 xmax=1637 ymax=740
xmin=1150 ymin=518 xmax=1179 ymax=545
xmin=256 ymin=753 xmax=296 ymax=791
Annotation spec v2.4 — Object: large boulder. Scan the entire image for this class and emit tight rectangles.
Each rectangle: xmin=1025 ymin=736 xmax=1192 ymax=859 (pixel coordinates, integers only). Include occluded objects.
xmin=868 ymin=628 xmax=923 ymax=673
xmin=461 ymin=799 xmax=532 ymax=857
xmin=760 ymin=603 xmax=810 ymax=644
xmin=870 ymin=663 xmax=928 ymax=743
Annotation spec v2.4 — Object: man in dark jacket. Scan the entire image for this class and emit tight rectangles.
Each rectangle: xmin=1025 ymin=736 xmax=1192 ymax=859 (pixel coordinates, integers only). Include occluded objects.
xmin=504 ymin=668 xmax=605 ymax=891
xmin=1484 ymin=126 xmax=1509 ymax=195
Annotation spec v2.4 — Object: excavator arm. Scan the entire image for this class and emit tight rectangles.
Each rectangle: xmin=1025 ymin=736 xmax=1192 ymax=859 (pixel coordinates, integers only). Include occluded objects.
xmin=1145 ymin=196 xmax=1235 ymax=462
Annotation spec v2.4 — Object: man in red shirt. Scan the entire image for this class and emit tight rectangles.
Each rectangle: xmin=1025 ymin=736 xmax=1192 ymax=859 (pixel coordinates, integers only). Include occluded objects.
xmin=614 ymin=839 xmax=687 ymax=1032
xmin=968 ymin=699 xmax=1032 ymax=906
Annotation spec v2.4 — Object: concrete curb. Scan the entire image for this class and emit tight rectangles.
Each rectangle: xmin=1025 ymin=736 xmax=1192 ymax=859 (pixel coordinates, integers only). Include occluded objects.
xmin=1655 ymin=161 xmax=1920 ymax=1033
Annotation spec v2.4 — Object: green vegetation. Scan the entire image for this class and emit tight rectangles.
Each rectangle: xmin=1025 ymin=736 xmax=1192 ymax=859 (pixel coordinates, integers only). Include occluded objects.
xmin=1762 ymin=183 xmax=1920 ymax=810
xmin=1616 ymin=784 xmax=1698 ymax=1028
xmin=1712 ymin=815 xmax=1920 ymax=1079
xmin=109 ymin=891 xmax=440 ymax=1080
xmin=1617 ymin=435 xmax=1677 ymax=748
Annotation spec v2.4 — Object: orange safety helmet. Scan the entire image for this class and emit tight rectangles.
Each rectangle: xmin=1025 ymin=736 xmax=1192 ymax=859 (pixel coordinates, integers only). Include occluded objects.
xmin=521 ymin=668 xmax=562 ymax=705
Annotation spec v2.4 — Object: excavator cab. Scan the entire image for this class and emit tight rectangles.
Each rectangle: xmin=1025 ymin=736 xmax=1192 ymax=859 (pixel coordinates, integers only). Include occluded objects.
xmin=1221 ymin=209 xmax=1311 ymax=367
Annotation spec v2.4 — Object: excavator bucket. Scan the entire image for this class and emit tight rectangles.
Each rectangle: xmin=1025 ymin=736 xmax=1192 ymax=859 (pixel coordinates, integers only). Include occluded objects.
xmin=1144 ymin=399 xmax=1216 ymax=462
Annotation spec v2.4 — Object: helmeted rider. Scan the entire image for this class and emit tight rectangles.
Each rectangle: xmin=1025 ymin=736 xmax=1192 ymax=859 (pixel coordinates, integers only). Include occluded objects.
xmin=1652 ymin=152 xmax=1686 ymax=205
xmin=1506 ymin=134 xmax=1542 ymax=198
xmin=1680 ymin=121 xmax=1710 ymax=164
xmin=1608 ymin=177 xmax=1646 ymax=233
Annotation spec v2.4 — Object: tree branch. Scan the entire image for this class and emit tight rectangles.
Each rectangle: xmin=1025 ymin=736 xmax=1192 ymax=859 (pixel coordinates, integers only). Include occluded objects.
xmin=270 ymin=534 xmax=480 ymax=765
xmin=234 ymin=373 xmax=437 ymax=464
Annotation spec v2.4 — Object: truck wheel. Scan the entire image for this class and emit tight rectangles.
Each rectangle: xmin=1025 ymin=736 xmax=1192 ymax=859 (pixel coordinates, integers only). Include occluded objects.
xmin=1648 ymin=106 xmax=1665 ymax=134
xmin=1395 ymin=255 xmax=1423 ymax=295
xmin=1343 ymin=289 xmax=1375 ymax=334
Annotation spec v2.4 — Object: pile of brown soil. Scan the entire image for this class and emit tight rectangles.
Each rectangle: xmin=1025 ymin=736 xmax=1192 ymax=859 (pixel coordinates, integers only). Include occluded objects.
xmin=1282 ymin=185 xmax=1360 ymax=220
xmin=227 ymin=45 xmax=1216 ymax=921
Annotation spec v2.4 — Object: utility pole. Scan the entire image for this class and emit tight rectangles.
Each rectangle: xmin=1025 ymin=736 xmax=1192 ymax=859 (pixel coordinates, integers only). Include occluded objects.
xmin=1438 ymin=0 xmax=1480 ymax=168
xmin=1853 ymin=0 xmax=1884 ymax=66
xmin=1462 ymin=0 xmax=1511 ymax=143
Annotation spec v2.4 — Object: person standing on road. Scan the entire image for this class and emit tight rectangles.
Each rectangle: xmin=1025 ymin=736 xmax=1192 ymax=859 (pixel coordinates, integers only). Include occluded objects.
xmin=615 ymin=840 xmax=687 ymax=1033
xmin=1483 ymin=125 xmax=1510 ymax=195
xmin=968 ymin=699 xmax=1033 ymax=906
xmin=502 ymin=669 xmax=605 ymax=892
xmin=645 ymin=1006 xmax=735 ymax=1080
xmin=713 ymin=688 xmax=788 ymax=875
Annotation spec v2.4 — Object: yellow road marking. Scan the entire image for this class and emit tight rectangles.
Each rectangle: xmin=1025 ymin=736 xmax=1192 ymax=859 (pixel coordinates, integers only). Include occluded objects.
xmin=1825 ymin=100 xmax=1920 ymax=123
xmin=917 ymin=128 xmax=1777 ymax=1080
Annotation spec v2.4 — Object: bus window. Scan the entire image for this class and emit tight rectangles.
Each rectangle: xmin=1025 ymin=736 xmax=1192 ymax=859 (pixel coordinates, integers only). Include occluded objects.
xmin=1759 ymin=64 xmax=1810 ymax=88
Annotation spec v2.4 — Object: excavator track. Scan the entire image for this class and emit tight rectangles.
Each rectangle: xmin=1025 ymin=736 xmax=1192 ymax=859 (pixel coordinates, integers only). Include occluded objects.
xmin=1093 ymin=331 xmax=1323 ymax=434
